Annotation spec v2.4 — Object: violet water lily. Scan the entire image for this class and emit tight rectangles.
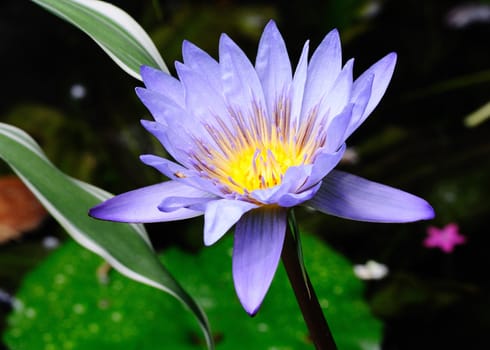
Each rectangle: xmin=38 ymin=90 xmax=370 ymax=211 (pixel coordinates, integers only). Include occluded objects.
xmin=89 ymin=20 xmax=434 ymax=316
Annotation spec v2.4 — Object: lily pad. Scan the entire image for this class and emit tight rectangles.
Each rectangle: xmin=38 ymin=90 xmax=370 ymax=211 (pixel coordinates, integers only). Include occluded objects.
xmin=4 ymin=233 xmax=382 ymax=349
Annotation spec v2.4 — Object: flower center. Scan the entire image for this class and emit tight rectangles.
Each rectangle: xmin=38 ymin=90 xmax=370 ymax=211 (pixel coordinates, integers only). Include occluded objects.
xmin=190 ymin=100 xmax=327 ymax=197
xmin=221 ymin=141 xmax=305 ymax=193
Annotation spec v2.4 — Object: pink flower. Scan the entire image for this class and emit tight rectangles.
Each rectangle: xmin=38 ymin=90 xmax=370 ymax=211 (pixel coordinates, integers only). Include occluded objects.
xmin=423 ymin=223 xmax=466 ymax=253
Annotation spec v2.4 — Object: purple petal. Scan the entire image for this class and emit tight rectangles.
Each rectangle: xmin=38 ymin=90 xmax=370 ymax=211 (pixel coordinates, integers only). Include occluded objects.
xmin=140 ymin=120 xmax=192 ymax=168
xmin=324 ymin=104 xmax=354 ymax=153
xmin=140 ymin=155 xmax=225 ymax=197
xmin=202 ymin=199 xmax=258 ymax=246
xmin=233 ymin=207 xmax=287 ymax=315
xmin=175 ymin=62 xmax=229 ymax=128
xmin=136 ymin=87 xmax=178 ymax=125
xmin=349 ymin=52 xmax=397 ymax=131
xmin=159 ymin=194 xmax=216 ymax=212
xmin=140 ymin=154 xmax=193 ymax=180
xmin=290 ymin=41 xmax=309 ymax=129
xmin=219 ymin=33 xmax=266 ymax=117
xmin=89 ymin=181 xmax=204 ymax=223
xmin=318 ymin=58 xmax=354 ymax=123
xmin=248 ymin=163 xmax=312 ymax=205
xmin=276 ymin=181 xmax=321 ymax=207
xmin=301 ymin=29 xmax=342 ymax=119
xmin=306 ymin=170 xmax=435 ymax=223
xmin=182 ymin=40 xmax=222 ymax=93
xmin=344 ymin=74 xmax=374 ymax=139
xmin=300 ymin=143 xmax=346 ymax=190
xmin=140 ymin=65 xmax=185 ymax=106
xmin=255 ymin=20 xmax=292 ymax=116
xmin=136 ymin=89 xmax=211 ymax=152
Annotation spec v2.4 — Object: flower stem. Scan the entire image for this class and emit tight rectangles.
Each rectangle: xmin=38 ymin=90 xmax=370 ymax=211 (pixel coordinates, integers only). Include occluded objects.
xmin=281 ymin=213 xmax=337 ymax=350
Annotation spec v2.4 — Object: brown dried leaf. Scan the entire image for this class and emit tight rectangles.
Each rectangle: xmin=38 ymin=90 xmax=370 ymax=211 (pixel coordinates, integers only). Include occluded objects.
xmin=0 ymin=175 xmax=47 ymax=243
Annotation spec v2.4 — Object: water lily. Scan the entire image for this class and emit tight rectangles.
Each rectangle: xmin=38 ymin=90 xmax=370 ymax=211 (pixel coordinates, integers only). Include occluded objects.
xmin=89 ymin=20 xmax=434 ymax=315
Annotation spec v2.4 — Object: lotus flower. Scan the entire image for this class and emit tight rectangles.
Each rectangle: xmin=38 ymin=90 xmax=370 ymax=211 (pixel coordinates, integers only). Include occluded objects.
xmin=90 ymin=20 xmax=434 ymax=315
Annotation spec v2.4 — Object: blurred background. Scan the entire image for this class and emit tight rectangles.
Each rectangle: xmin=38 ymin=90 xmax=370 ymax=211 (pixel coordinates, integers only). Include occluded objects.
xmin=0 ymin=0 xmax=489 ymax=349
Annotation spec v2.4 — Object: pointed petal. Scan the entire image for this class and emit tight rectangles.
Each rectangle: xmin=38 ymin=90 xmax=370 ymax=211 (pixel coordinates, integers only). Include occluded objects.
xmin=351 ymin=52 xmax=397 ymax=124
xmin=136 ymin=87 xmax=179 ymax=125
xmin=159 ymin=194 xmax=216 ymax=212
xmin=306 ymin=170 xmax=435 ymax=223
xmin=219 ymin=33 xmax=266 ymax=117
xmin=290 ymin=41 xmax=309 ymax=129
xmin=319 ymin=58 xmax=354 ymax=121
xmin=182 ymin=40 xmax=222 ymax=93
xmin=277 ymin=181 xmax=321 ymax=207
xmin=233 ymin=207 xmax=287 ymax=315
xmin=344 ymin=73 xmax=374 ymax=139
xmin=140 ymin=154 xmax=193 ymax=180
xmin=175 ymin=62 xmax=229 ymax=128
xmin=140 ymin=155 xmax=224 ymax=197
xmin=140 ymin=65 xmax=185 ymax=106
xmin=255 ymin=20 xmax=292 ymax=116
xmin=301 ymin=143 xmax=346 ymax=190
xmin=301 ymin=29 xmax=342 ymax=119
xmin=202 ymin=199 xmax=258 ymax=246
xmin=140 ymin=120 xmax=190 ymax=167
xmin=324 ymin=104 xmax=353 ymax=153
xmin=137 ymin=88 xmax=218 ymax=158
xmin=89 ymin=181 xmax=203 ymax=223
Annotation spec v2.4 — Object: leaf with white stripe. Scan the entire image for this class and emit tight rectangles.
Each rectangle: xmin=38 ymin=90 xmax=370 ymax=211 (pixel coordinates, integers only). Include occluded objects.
xmin=31 ymin=0 xmax=168 ymax=80
xmin=0 ymin=122 xmax=214 ymax=349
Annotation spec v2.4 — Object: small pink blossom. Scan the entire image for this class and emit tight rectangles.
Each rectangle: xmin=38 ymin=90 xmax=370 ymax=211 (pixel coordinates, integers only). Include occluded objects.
xmin=423 ymin=223 xmax=466 ymax=253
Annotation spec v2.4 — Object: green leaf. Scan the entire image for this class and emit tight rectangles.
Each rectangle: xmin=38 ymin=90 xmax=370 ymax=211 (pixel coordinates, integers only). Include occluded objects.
xmin=0 ymin=122 xmax=214 ymax=349
xmin=5 ymin=233 xmax=382 ymax=349
xmin=31 ymin=0 xmax=168 ymax=80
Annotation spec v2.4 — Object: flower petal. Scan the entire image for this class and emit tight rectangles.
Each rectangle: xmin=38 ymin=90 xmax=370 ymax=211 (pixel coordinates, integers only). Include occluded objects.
xmin=290 ymin=40 xmax=309 ymax=130
xmin=320 ymin=58 xmax=353 ymax=121
xmin=140 ymin=119 xmax=191 ymax=167
xmin=348 ymin=52 xmax=397 ymax=134
xmin=182 ymin=40 xmax=222 ymax=93
xmin=140 ymin=65 xmax=184 ymax=106
xmin=306 ymin=170 xmax=435 ymax=222
xmin=277 ymin=181 xmax=321 ymax=207
xmin=159 ymin=194 xmax=216 ymax=212
xmin=344 ymin=73 xmax=374 ymax=139
xmin=324 ymin=103 xmax=354 ymax=153
xmin=175 ymin=62 xmax=229 ymax=127
xmin=140 ymin=154 xmax=225 ymax=197
xmin=89 ymin=181 xmax=203 ymax=223
xmin=202 ymin=199 xmax=258 ymax=246
xmin=233 ymin=207 xmax=287 ymax=315
xmin=219 ymin=33 xmax=266 ymax=117
xmin=255 ymin=20 xmax=292 ymax=116
xmin=300 ymin=142 xmax=346 ymax=190
xmin=301 ymin=29 xmax=342 ymax=119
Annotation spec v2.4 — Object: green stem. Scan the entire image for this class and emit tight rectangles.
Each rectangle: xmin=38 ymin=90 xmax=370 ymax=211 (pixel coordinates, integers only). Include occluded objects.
xmin=281 ymin=212 xmax=337 ymax=350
